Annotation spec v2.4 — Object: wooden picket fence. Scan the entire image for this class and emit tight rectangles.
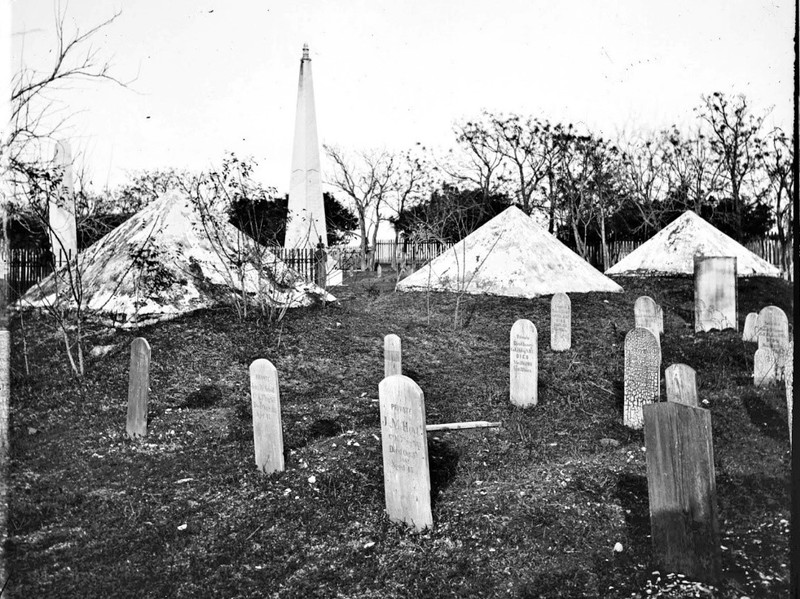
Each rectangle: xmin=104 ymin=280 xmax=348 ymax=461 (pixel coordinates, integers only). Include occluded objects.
xmin=3 ymin=237 xmax=792 ymax=298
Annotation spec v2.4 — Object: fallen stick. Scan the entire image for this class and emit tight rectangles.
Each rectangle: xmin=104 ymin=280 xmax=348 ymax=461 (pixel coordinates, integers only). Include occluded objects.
xmin=426 ymin=421 xmax=502 ymax=432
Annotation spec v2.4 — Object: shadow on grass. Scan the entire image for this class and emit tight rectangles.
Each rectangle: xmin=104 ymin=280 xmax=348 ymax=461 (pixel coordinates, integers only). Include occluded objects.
xmin=428 ymin=437 xmax=459 ymax=506
xmin=741 ymin=390 xmax=788 ymax=442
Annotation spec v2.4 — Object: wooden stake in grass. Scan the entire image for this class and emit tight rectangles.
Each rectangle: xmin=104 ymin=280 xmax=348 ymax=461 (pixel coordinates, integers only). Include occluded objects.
xmin=384 ymin=334 xmax=401 ymax=378
xmin=126 ymin=337 xmax=151 ymax=439
xmin=250 ymin=359 xmax=284 ymax=474
xmin=426 ymin=421 xmax=501 ymax=432
xmin=643 ymin=402 xmax=721 ymax=584
xmin=379 ymin=374 xmax=432 ymax=531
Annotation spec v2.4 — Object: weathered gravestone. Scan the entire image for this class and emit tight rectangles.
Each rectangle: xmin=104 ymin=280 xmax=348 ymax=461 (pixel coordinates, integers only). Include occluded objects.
xmin=126 ymin=337 xmax=151 ymax=439
xmin=379 ymin=374 xmax=432 ymax=531
xmin=665 ymin=363 xmax=698 ymax=407
xmin=634 ymin=296 xmax=660 ymax=340
xmin=643 ymin=402 xmax=721 ymax=584
xmin=0 ymin=330 xmax=9 ymax=455
xmin=384 ymin=334 xmax=402 ymax=378
xmin=550 ymin=293 xmax=571 ymax=351
xmin=377 ymin=264 xmax=383 ymax=278
xmin=694 ymin=256 xmax=737 ymax=332
xmin=510 ymin=319 xmax=538 ymax=407
xmin=753 ymin=347 xmax=779 ymax=387
xmin=656 ymin=304 xmax=664 ymax=335
xmin=742 ymin=312 xmax=759 ymax=342
xmin=757 ymin=306 xmax=789 ymax=378
xmin=624 ymin=327 xmax=660 ymax=429
xmin=250 ymin=359 xmax=284 ymax=474
xmin=786 ymin=346 xmax=793 ymax=445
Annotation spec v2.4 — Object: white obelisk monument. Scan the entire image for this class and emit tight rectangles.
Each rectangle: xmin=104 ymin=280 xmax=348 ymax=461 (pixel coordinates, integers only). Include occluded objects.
xmin=49 ymin=140 xmax=78 ymax=265
xmin=285 ymin=44 xmax=327 ymax=249
xmin=285 ymin=45 xmax=341 ymax=286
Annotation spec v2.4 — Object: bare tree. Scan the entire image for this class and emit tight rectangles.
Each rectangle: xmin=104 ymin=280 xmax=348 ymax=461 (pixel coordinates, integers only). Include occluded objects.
xmin=758 ymin=127 xmax=795 ymax=274
xmin=325 ymin=145 xmax=396 ymax=270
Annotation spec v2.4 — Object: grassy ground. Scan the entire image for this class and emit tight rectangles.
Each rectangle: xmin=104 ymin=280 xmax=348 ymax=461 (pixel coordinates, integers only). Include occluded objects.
xmin=6 ymin=271 xmax=793 ymax=598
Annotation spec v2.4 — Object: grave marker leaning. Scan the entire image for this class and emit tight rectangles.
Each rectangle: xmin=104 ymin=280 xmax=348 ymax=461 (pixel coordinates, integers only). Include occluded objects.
xmin=624 ymin=327 xmax=661 ymax=429
xmin=643 ymin=402 xmax=721 ymax=584
xmin=126 ymin=337 xmax=151 ymax=439
xmin=665 ymin=363 xmax=698 ymax=407
xmin=379 ymin=374 xmax=432 ymax=531
xmin=694 ymin=256 xmax=737 ymax=332
xmin=510 ymin=319 xmax=538 ymax=407
xmin=250 ymin=358 xmax=284 ymax=474
xmin=550 ymin=293 xmax=571 ymax=351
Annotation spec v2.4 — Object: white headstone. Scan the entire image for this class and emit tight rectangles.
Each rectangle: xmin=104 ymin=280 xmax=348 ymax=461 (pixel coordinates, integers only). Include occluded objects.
xmin=379 ymin=374 xmax=432 ymax=531
xmin=49 ymin=140 xmax=78 ymax=264
xmin=624 ymin=327 xmax=661 ymax=429
xmin=754 ymin=348 xmax=778 ymax=387
xmin=384 ymin=334 xmax=402 ymax=378
xmin=510 ymin=319 xmax=538 ymax=407
xmin=126 ymin=338 xmax=151 ymax=439
xmin=250 ymin=359 xmax=284 ymax=474
xmin=665 ymin=364 xmax=698 ymax=407
xmin=757 ymin=306 xmax=789 ymax=379
xmin=377 ymin=264 xmax=383 ymax=278
xmin=634 ymin=296 xmax=660 ymax=341
xmin=694 ymin=256 xmax=737 ymax=332
xmin=785 ymin=345 xmax=793 ymax=445
xmin=742 ymin=312 xmax=759 ymax=342
xmin=550 ymin=293 xmax=571 ymax=351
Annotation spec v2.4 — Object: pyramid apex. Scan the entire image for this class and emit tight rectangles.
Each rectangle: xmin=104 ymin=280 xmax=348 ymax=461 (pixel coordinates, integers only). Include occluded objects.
xmin=302 ymin=44 xmax=310 ymax=60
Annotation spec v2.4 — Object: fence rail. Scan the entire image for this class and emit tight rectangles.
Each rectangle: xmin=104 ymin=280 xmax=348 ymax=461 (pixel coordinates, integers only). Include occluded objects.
xmin=3 ymin=237 xmax=792 ymax=299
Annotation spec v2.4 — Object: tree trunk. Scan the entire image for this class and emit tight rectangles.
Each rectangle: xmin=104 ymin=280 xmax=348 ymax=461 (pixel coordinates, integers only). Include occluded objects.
xmin=600 ymin=205 xmax=610 ymax=270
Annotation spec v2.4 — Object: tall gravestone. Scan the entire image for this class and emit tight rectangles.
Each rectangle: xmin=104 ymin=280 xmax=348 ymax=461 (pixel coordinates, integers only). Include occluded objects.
xmin=665 ymin=364 xmax=698 ymax=407
xmin=757 ymin=306 xmax=789 ymax=379
xmin=379 ymin=374 xmax=432 ymax=531
xmin=384 ymin=334 xmax=402 ymax=378
xmin=742 ymin=312 xmax=759 ymax=342
xmin=550 ymin=293 xmax=571 ymax=351
xmin=786 ymin=345 xmax=793 ymax=445
xmin=126 ymin=338 xmax=151 ymax=439
xmin=624 ymin=327 xmax=660 ymax=429
xmin=643 ymin=402 xmax=721 ymax=583
xmin=634 ymin=296 xmax=660 ymax=341
xmin=250 ymin=359 xmax=284 ymax=474
xmin=694 ymin=256 xmax=737 ymax=332
xmin=754 ymin=347 xmax=778 ymax=387
xmin=510 ymin=319 xmax=538 ymax=407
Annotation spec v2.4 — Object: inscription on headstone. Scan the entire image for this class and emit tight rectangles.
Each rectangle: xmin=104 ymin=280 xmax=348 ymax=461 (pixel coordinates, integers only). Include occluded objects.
xmin=550 ymin=293 xmax=571 ymax=352
xmin=742 ymin=312 xmax=759 ymax=342
xmin=754 ymin=347 xmax=779 ymax=387
xmin=250 ymin=358 xmax=284 ymax=474
xmin=624 ymin=327 xmax=661 ymax=429
xmin=665 ymin=364 xmax=698 ymax=407
xmin=694 ymin=256 xmax=737 ymax=332
xmin=126 ymin=337 xmax=151 ymax=439
xmin=643 ymin=402 xmax=721 ymax=584
xmin=510 ymin=319 xmax=538 ymax=407
xmin=635 ymin=296 xmax=660 ymax=340
xmin=384 ymin=334 xmax=402 ymax=378
xmin=379 ymin=374 xmax=432 ymax=531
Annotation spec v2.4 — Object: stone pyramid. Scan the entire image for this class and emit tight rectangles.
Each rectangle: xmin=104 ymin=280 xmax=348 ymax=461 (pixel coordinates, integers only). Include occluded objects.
xmin=396 ymin=206 xmax=623 ymax=297
xmin=20 ymin=192 xmax=334 ymax=327
xmin=605 ymin=211 xmax=781 ymax=277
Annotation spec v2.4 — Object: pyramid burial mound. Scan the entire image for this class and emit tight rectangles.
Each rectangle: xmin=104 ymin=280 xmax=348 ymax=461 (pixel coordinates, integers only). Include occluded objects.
xmin=605 ymin=211 xmax=782 ymax=278
xmin=396 ymin=206 xmax=623 ymax=297
xmin=20 ymin=192 xmax=334 ymax=327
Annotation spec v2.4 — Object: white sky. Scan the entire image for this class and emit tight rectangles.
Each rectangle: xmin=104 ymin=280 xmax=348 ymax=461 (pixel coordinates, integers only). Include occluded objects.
xmin=9 ymin=0 xmax=796 ymax=195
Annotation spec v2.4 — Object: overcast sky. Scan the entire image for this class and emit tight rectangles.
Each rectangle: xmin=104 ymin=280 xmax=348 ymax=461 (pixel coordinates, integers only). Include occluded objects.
xmin=9 ymin=0 xmax=796 ymax=195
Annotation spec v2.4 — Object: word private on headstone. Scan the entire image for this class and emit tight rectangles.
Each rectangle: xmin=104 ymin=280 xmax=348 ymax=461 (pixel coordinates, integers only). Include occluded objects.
xmin=250 ymin=358 xmax=284 ymax=474
xmin=757 ymin=306 xmax=789 ymax=378
xmin=510 ymin=319 xmax=538 ymax=407
xmin=634 ymin=296 xmax=660 ymax=340
xmin=754 ymin=347 xmax=779 ymax=387
xmin=384 ymin=334 xmax=402 ymax=378
xmin=665 ymin=364 xmax=698 ymax=407
xmin=742 ymin=312 xmax=759 ymax=342
xmin=694 ymin=256 xmax=737 ymax=332
xmin=379 ymin=374 xmax=432 ymax=531
xmin=126 ymin=337 xmax=151 ymax=439
xmin=643 ymin=401 xmax=721 ymax=584
xmin=624 ymin=327 xmax=661 ymax=429
xmin=550 ymin=293 xmax=571 ymax=351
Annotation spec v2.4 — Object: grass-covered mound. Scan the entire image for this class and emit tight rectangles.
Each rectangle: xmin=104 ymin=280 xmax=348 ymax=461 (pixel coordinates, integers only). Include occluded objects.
xmin=6 ymin=273 xmax=792 ymax=598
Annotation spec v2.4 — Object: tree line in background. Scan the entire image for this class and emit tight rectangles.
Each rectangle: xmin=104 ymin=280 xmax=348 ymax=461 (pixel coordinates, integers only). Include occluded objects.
xmin=4 ymin=9 xmax=794 ymax=277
